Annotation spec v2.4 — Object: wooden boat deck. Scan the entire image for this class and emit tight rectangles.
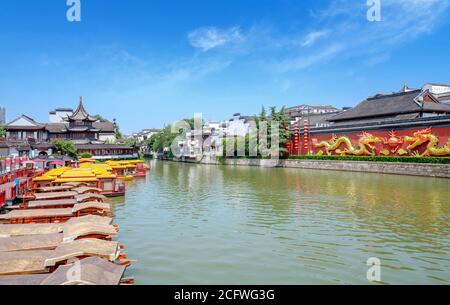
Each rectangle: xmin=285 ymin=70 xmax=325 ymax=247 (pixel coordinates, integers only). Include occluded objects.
xmin=72 ymin=187 xmax=102 ymax=194
xmin=33 ymin=191 xmax=78 ymax=201
xmin=0 ymin=233 xmax=63 ymax=252
xmin=44 ymin=239 xmax=120 ymax=266
xmin=27 ymin=199 xmax=78 ymax=209
xmin=0 ymin=223 xmax=117 ymax=251
xmin=0 ymin=273 xmax=48 ymax=285
xmin=75 ymin=193 xmax=107 ymax=203
xmin=0 ymin=250 xmax=51 ymax=275
xmin=0 ymin=208 xmax=74 ymax=222
xmin=62 ymin=222 xmax=117 ymax=241
xmin=65 ymin=215 xmax=113 ymax=225
xmin=0 ymin=203 xmax=112 ymax=224
xmin=34 ymin=186 xmax=74 ymax=193
xmin=0 ymin=172 xmax=129 ymax=283
xmin=42 ymin=257 xmax=126 ymax=285
xmin=0 ymin=223 xmax=61 ymax=237
xmin=0 ymin=239 xmax=119 ymax=275
xmin=0 ymin=257 xmax=126 ymax=285
xmin=61 ymin=182 xmax=89 ymax=187
xmin=72 ymin=202 xmax=110 ymax=213
xmin=0 ymin=215 xmax=113 ymax=237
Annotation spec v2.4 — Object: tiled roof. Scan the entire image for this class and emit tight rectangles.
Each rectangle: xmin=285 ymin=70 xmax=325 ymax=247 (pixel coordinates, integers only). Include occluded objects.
xmin=46 ymin=122 xmax=114 ymax=133
xmin=67 ymin=99 xmax=97 ymax=122
xmin=328 ymin=90 xmax=450 ymax=122
xmin=331 ymin=113 xmax=420 ymax=126
xmin=5 ymin=115 xmax=45 ymax=129
xmin=285 ymin=104 xmax=338 ymax=111
xmin=93 ymin=122 xmax=115 ymax=132
xmin=75 ymin=144 xmax=135 ymax=150
xmin=45 ymin=123 xmax=67 ymax=133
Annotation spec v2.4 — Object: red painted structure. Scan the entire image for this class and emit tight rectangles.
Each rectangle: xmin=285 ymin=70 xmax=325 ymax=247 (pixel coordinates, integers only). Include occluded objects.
xmin=0 ymin=156 xmax=43 ymax=207
xmin=290 ymin=116 xmax=450 ymax=157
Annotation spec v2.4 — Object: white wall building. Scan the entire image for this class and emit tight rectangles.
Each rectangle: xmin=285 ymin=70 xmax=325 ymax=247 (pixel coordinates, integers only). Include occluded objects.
xmin=49 ymin=108 xmax=74 ymax=123
xmin=423 ymin=83 xmax=450 ymax=95
xmin=222 ymin=113 xmax=251 ymax=138
xmin=133 ymin=128 xmax=161 ymax=143
xmin=423 ymin=83 xmax=450 ymax=104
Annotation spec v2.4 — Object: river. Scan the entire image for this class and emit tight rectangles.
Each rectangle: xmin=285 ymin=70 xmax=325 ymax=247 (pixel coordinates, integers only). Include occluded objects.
xmin=109 ymin=160 xmax=450 ymax=284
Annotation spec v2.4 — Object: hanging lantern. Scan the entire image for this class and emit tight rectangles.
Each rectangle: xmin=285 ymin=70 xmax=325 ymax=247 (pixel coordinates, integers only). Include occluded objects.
xmin=303 ymin=120 xmax=309 ymax=153
xmin=293 ymin=121 xmax=300 ymax=155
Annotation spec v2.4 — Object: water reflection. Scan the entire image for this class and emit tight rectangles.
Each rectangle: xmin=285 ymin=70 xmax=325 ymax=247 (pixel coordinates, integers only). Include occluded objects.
xmin=112 ymin=160 xmax=450 ymax=284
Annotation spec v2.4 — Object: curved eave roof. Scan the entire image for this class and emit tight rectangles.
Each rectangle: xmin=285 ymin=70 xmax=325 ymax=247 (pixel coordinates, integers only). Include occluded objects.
xmin=67 ymin=100 xmax=98 ymax=122
xmin=54 ymin=177 xmax=99 ymax=183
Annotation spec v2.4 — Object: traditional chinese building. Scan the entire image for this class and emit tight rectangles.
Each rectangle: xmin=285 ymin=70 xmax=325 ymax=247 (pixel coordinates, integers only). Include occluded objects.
xmin=1 ymin=97 xmax=136 ymax=159
xmin=45 ymin=97 xmax=116 ymax=144
xmin=46 ymin=97 xmax=108 ymax=144
xmin=290 ymin=84 xmax=450 ymax=157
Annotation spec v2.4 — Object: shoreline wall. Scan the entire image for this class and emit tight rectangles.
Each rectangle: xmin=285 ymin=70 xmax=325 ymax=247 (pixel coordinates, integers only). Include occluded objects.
xmin=177 ymin=156 xmax=450 ymax=179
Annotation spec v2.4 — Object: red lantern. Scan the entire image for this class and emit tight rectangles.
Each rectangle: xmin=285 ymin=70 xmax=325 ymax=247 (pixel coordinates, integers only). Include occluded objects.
xmin=303 ymin=120 xmax=309 ymax=152
xmin=293 ymin=121 xmax=300 ymax=155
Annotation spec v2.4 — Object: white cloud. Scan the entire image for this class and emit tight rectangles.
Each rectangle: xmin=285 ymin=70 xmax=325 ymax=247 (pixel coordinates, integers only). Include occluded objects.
xmin=301 ymin=30 xmax=329 ymax=47
xmin=275 ymin=44 xmax=345 ymax=73
xmin=271 ymin=0 xmax=450 ymax=72
xmin=159 ymin=57 xmax=233 ymax=85
xmin=188 ymin=26 xmax=244 ymax=51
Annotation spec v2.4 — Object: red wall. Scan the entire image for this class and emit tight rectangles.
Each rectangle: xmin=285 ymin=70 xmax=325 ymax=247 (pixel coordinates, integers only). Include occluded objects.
xmin=292 ymin=126 xmax=450 ymax=156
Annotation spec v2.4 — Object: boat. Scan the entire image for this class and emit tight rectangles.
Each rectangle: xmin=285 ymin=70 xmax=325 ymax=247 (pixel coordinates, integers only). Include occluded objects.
xmin=0 ymin=164 xmax=133 ymax=284
xmin=0 ymin=239 xmax=121 ymax=275
xmin=0 ymin=257 xmax=131 ymax=285
xmin=0 ymin=217 xmax=117 ymax=240
xmin=0 ymin=202 xmax=112 ymax=224
xmin=32 ymin=166 xmax=126 ymax=197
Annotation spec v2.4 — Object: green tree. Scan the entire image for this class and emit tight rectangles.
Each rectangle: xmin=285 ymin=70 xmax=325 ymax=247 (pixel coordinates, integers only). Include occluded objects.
xmin=149 ymin=125 xmax=181 ymax=155
xmin=113 ymin=118 xmax=123 ymax=140
xmin=53 ymin=139 xmax=78 ymax=159
xmin=93 ymin=114 xmax=109 ymax=122
xmin=124 ymin=137 xmax=137 ymax=147
xmin=0 ymin=126 xmax=6 ymax=138
xmin=184 ymin=118 xmax=195 ymax=130
xmin=147 ymin=133 xmax=158 ymax=152
xmin=259 ymin=106 xmax=267 ymax=121
xmin=253 ymin=105 xmax=291 ymax=158
xmin=80 ymin=152 xmax=92 ymax=158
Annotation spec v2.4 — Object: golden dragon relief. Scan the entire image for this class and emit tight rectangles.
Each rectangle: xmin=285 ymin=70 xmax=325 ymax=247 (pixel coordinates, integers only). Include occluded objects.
xmin=315 ymin=132 xmax=381 ymax=156
xmin=404 ymin=127 xmax=450 ymax=156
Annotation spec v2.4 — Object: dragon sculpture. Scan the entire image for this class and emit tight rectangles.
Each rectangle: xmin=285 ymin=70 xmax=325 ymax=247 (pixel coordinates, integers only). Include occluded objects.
xmin=315 ymin=132 xmax=381 ymax=156
xmin=404 ymin=127 xmax=450 ymax=156
xmin=382 ymin=131 xmax=404 ymax=153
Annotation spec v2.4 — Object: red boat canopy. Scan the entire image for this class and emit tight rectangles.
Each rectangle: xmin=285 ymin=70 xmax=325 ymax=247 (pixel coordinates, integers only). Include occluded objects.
xmin=48 ymin=161 xmax=65 ymax=165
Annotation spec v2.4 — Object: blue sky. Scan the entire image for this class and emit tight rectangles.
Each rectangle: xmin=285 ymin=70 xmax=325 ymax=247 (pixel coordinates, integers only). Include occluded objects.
xmin=1 ymin=0 xmax=450 ymax=133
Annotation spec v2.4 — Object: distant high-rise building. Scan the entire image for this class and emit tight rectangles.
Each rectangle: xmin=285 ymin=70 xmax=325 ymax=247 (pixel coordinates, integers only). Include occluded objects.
xmin=0 ymin=107 xmax=5 ymax=125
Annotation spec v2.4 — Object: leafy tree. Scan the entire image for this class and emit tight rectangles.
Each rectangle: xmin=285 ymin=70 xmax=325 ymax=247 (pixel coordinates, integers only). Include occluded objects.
xmin=150 ymin=125 xmax=180 ymax=154
xmin=93 ymin=114 xmax=109 ymax=122
xmin=182 ymin=117 xmax=204 ymax=130
xmin=0 ymin=126 xmax=6 ymax=138
xmin=53 ymin=139 xmax=78 ymax=159
xmin=124 ymin=137 xmax=137 ymax=147
xmin=80 ymin=152 xmax=92 ymax=158
xmin=222 ymin=135 xmax=252 ymax=158
xmin=105 ymin=138 xmax=115 ymax=144
xmin=147 ymin=133 xmax=158 ymax=152
xmin=253 ymin=105 xmax=291 ymax=157
xmin=259 ymin=106 xmax=266 ymax=122
xmin=268 ymin=106 xmax=291 ymax=156
xmin=184 ymin=118 xmax=195 ymax=130
xmin=113 ymin=118 xmax=123 ymax=140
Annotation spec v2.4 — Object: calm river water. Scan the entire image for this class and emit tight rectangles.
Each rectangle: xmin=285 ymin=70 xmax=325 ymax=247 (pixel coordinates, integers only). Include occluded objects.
xmin=110 ymin=160 xmax=450 ymax=284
